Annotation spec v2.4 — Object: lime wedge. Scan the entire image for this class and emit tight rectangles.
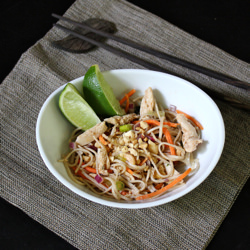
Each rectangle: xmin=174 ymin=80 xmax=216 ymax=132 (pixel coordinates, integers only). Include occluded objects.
xmin=59 ymin=83 xmax=100 ymax=130
xmin=83 ymin=65 xmax=125 ymax=116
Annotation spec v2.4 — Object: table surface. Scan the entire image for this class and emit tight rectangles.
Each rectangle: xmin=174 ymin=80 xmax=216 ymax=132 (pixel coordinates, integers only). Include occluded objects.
xmin=0 ymin=0 xmax=249 ymax=249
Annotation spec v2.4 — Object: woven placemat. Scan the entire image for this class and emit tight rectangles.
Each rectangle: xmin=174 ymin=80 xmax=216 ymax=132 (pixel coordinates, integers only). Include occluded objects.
xmin=0 ymin=0 xmax=249 ymax=249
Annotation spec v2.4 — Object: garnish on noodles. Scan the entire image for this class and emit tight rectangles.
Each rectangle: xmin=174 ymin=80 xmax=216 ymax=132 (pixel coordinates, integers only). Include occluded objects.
xmin=60 ymin=87 xmax=203 ymax=201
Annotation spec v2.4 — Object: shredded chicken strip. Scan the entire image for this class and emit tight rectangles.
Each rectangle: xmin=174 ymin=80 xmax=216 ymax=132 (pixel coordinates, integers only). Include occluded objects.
xmin=97 ymin=148 xmax=109 ymax=175
xmin=140 ymin=87 xmax=155 ymax=117
xmin=176 ymin=114 xmax=202 ymax=152
xmin=105 ymin=113 xmax=139 ymax=125
xmin=76 ymin=121 xmax=108 ymax=146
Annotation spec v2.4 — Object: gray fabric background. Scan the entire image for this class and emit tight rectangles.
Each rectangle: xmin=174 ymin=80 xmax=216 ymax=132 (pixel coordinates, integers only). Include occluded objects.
xmin=0 ymin=0 xmax=249 ymax=249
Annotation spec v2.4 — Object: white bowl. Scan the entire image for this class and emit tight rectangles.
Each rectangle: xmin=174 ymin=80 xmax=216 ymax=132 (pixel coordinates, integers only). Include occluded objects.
xmin=36 ymin=69 xmax=225 ymax=209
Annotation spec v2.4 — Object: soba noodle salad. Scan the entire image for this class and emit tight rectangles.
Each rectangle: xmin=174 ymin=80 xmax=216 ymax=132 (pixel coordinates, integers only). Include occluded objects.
xmin=60 ymin=87 xmax=203 ymax=201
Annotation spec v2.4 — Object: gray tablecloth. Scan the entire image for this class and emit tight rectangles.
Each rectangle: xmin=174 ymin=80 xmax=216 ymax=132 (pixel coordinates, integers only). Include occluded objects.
xmin=0 ymin=0 xmax=249 ymax=249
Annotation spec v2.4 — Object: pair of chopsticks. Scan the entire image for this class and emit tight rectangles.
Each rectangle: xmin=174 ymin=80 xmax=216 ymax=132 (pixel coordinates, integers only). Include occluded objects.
xmin=52 ymin=14 xmax=249 ymax=109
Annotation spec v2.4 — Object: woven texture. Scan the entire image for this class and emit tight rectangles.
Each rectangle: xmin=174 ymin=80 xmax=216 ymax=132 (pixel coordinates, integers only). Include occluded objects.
xmin=0 ymin=0 xmax=249 ymax=249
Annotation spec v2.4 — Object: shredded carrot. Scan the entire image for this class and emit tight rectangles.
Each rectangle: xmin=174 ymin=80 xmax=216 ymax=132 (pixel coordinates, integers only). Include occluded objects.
xmin=165 ymin=122 xmax=179 ymax=128
xmin=84 ymin=166 xmax=97 ymax=173
xmin=84 ymin=166 xmax=112 ymax=174
xmin=125 ymin=94 xmax=130 ymax=113
xmin=154 ymin=183 xmax=164 ymax=190
xmin=80 ymin=160 xmax=113 ymax=173
xmin=121 ymin=191 xmax=128 ymax=196
xmin=164 ymin=122 xmax=179 ymax=128
xmin=99 ymin=135 xmax=108 ymax=145
xmin=132 ymin=119 xmax=179 ymax=128
xmin=98 ymin=181 xmax=113 ymax=192
xmin=136 ymin=168 xmax=191 ymax=200
xmin=102 ymin=183 xmax=109 ymax=188
xmin=71 ymin=167 xmax=88 ymax=179
xmin=119 ymin=89 xmax=136 ymax=105
xmin=132 ymin=120 xmax=140 ymax=124
xmin=72 ymin=167 xmax=112 ymax=192
xmin=176 ymin=110 xmax=203 ymax=130
xmin=103 ymin=182 xmax=113 ymax=189
xmin=162 ymin=127 xmax=176 ymax=155
xmin=139 ymin=157 xmax=148 ymax=166
xmin=145 ymin=119 xmax=179 ymax=128
xmin=126 ymin=167 xmax=134 ymax=175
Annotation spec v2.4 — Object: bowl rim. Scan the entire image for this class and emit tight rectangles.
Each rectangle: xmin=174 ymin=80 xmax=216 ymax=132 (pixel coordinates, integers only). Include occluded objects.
xmin=36 ymin=69 xmax=225 ymax=209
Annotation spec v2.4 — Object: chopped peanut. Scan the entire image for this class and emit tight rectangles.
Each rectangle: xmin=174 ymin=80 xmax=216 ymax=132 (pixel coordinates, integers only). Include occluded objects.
xmin=122 ymin=146 xmax=129 ymax=153
xmin=123 ymin=153 xmax=136 ymax=165
xmin=94 ymin=142 xmax=102 ymax=148
xmin=119 ymin=137 xmax=125 ymax=146
xmin=124 ymin=130 xmax=135 ymax=139
xmin=129 ymin=148 xmax=138 ymax=157
xmin=139 ymin=142 xmax=148 ymax=149
xmin=148 ymin=140 xmax=158 ymax=154
xmin=140 ymin=121 xmax=149 ymax=129
xmin=132 ymin=139 xmax=138 ymax=145
xmin=153 ymin=165 xmax=166 ymax=179
xmin=82 ymin=156 xmax=90 ymax=162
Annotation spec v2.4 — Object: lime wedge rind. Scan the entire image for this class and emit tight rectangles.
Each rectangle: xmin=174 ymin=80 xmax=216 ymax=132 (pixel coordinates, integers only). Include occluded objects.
xmin=83 ymin=65 xmax=125 ymax=116
xmin=59 ymin=83 xmax=100 ymax=130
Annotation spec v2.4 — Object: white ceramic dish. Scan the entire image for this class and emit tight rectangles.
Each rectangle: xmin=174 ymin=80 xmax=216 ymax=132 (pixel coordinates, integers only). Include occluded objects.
xmin=36 ymin=69 xmax=225 ymax=209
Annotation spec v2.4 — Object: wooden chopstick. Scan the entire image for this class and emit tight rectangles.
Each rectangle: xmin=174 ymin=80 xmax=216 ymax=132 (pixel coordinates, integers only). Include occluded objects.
xmin=52 ymin=13 xmax=250 ymax=91
xmin=52 ymin=17 xmax=249 ymax=110
xmin=54 ymin=23 xmax=178 ymax=73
